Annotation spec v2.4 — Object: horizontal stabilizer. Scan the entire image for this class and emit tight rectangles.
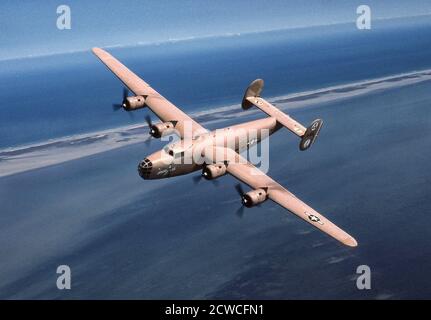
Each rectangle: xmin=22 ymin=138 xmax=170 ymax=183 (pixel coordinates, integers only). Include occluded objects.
xmin=242 ymin=79 xmax=323 ymax=151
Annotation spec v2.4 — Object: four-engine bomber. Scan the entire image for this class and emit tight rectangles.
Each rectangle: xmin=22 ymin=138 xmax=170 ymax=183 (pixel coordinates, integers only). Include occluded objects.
xmin=93 ymin=47 xmax=357 ymax=247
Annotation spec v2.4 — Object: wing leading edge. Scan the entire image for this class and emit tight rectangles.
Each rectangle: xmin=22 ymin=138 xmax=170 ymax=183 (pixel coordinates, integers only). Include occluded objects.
xmin=204 ymin=147 xmax=358 ymax=247
xmin=92 ymin=47 xmax=207 ymax=138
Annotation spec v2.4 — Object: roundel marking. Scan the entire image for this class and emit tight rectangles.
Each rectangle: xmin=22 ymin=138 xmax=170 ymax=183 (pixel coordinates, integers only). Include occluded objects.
xmin=308 ymin=214 xmax=320 ymax=222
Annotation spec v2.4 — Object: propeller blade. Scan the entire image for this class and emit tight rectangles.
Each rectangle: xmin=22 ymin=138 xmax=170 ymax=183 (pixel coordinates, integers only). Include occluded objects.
xmin=235 ymin=183 xmax=245 ymax=197
xmin=122 ymin=87 xmax=129 ymax=100
xmin=194 ymin=171 xmax=219 ymax=186
xmin=236 ymin=205 xmax=245 ymax=218
xmin=111 ymin=88 xmax=129 ymax=112
xmin=234 ymin=183 xmax=247 ymax=218
xmin=144 ymin=136 xmax=151 ymax=147
xmin=144 ymin=114 xmax=153 ymax=128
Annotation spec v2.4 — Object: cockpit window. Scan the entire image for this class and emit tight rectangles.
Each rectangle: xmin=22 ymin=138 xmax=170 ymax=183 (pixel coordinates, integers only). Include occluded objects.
xmin=164 ymin=143 xmax=186 ymax=158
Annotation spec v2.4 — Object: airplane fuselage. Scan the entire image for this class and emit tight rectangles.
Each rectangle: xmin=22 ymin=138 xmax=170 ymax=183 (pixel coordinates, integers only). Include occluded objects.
xmin=138 ymin=117 xmax=281 ymax=179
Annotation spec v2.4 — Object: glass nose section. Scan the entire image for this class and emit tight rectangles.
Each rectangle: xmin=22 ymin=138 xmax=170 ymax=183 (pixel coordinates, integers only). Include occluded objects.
xmin=138 ymin=158 xmax=152 ymax=179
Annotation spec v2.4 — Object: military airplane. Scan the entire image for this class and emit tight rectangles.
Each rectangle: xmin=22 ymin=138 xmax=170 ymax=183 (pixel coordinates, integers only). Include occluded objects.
xmin=92 ymin=47 xmax=357 ymax=247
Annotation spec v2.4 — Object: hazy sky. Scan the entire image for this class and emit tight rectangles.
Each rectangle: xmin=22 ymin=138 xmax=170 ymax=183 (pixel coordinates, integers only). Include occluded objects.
xmin=0 ymin=0 xmax=430 ymax=60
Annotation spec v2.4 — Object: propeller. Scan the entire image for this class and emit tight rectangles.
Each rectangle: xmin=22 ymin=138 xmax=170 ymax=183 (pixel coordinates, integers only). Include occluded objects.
xmin=193 ymin=173 xmax=220 ymax=186
xmin=145 ymin=114 xmax=153 ymax=128
xmin=235 ymin=183 xmax=245 ymax=198
xmin=193 ymin=168 xmax=219 ymax=186
xmin=142 ymin=114 xmax=153 ymax=145
xmin=234 ymin=183 xmax=246 ymax=218
xmin=144 ymin=114 xmax=156 ymax=140
xmin=144 ymin=136 xmax=151 ymax=147
xmin=112 ymin=88 xmax=129 ymax=111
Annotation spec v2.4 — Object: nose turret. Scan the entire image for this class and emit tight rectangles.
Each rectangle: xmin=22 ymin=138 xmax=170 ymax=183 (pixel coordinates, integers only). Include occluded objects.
xmin=138 ymin=158 xmax=152 ymax=179
xmin=138 ymin=149 xmax=174 ymax=180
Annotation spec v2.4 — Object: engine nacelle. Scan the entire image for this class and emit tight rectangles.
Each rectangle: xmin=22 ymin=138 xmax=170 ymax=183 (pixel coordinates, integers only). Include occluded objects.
xmin=242 ymin=188 xmax=267 ymax=207
xmin=202 ymin=164 xmax=227 ymax=180
xmin=123 ymin=95 xmax=146 ymax=111
xmin=150 ymin=122 xmax=176 ymax=138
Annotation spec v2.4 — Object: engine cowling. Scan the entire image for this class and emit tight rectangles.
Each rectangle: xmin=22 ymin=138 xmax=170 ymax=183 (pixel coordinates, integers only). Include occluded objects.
xmin=242 ymin=188 xmax=267 ymax=207
xmin=202 ymin=164 xmax=227 ymax=180
xmin=123 ymin=96 xmax=146 ymax=111
xmin=150 ymin=122 xmax=175 ymax=138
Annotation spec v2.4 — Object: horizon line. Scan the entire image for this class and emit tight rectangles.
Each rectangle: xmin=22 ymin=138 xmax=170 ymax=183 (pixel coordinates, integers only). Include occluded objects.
xmin=1 ymin=13 xmax=430 ymax=63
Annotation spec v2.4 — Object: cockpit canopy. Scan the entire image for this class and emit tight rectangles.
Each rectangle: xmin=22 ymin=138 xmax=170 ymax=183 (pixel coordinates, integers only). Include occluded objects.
xmin=163 ymin=140 xmax=194 ymax=158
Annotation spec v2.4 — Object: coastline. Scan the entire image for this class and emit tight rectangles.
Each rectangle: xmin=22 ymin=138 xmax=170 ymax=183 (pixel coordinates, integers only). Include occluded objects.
xmin=1 ymin=68 xmax=431 ymax=178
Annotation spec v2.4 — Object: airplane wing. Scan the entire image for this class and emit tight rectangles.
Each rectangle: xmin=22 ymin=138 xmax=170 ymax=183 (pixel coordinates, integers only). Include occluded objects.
xmin=92 ymin=47 xmax=207 ymax=138
xmin=204 ymin=146 xmax=358 ymax=247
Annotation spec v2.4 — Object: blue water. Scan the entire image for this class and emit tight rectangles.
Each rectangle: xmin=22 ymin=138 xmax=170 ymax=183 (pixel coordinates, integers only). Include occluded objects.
xmin=1 ymin=17 xmax=431 ymax=148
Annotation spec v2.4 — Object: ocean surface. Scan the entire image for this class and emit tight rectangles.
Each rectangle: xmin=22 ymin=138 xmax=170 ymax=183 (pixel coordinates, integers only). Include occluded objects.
xmin=1 ymin=17 xmax=431 ymax=299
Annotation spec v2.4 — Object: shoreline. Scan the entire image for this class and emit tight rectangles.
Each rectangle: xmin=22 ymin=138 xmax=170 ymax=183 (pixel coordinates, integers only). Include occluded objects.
xmin=1 ymin=68 xmax=431 ymax=178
